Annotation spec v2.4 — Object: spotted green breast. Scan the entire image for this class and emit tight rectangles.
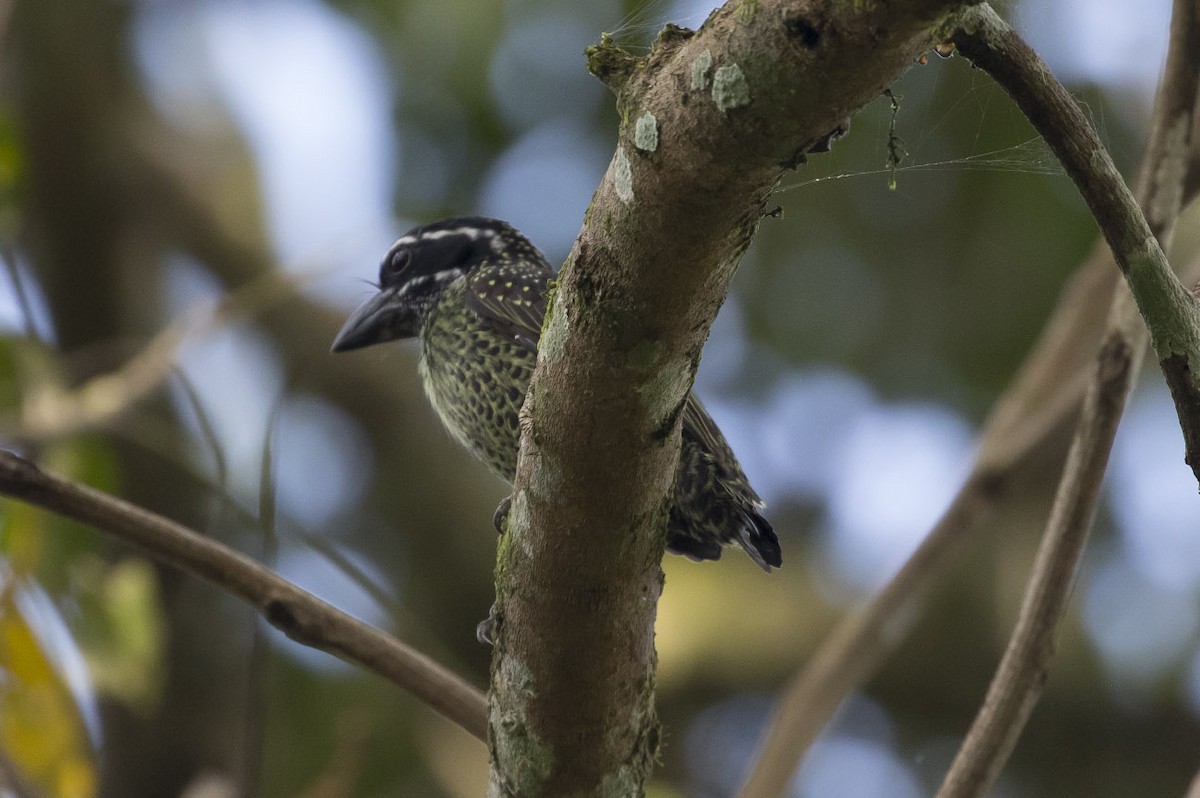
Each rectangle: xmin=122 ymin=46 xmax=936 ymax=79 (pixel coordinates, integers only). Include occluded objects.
xmin=417 ymin=261 xmax=549 ymax=480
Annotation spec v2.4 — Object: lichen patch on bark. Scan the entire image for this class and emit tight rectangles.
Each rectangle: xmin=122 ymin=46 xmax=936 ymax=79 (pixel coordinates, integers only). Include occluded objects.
xmin=712 ymin=64 xmax=751 ymax=110
xmin=634 ymin=112 xmax=659 ymax=152
xmin=614 ymin=147 xmax=635 ymax=203
xmin=690 ymin=49 xmax=714 ymax=90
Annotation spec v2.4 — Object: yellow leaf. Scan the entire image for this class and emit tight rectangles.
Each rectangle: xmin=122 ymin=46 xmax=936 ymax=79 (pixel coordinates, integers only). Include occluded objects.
xmin=0 ymin=572 xmax=97 ymax=798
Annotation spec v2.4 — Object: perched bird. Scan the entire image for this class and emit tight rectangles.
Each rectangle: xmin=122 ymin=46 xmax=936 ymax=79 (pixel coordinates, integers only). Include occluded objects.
xmin=332 ymin=217 xmax=781 ymax=570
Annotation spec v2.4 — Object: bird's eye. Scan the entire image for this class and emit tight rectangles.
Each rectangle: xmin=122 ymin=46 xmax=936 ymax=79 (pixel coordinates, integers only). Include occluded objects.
xmin=384 ymin=249 xmax=412 ymax=281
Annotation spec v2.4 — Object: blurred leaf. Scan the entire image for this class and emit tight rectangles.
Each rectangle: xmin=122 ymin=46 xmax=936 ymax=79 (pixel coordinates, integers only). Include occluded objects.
xmin=75 ymin=558 xmax=165 ymax=715
xmin=0 ymin=109 xmax=26 ymax=237
xmin=0 ymin=491 xmax=50 ymax=577
xmin=0 ymin=573 xmax=97 ymax=798
xmin=44 ymin=436 xmax=121 ymax=510
xmin=0 ymin=436 xmax=121 ymax=592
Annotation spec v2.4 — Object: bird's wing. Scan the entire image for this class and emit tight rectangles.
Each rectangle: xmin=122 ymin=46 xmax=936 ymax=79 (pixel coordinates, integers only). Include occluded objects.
xmin=681 ymin=393 xmax=765 ymax=508
xmin=466 ymin=264 xmax=766 ymax=506
xmin=464 ymin=262 xmax=552 ymax=350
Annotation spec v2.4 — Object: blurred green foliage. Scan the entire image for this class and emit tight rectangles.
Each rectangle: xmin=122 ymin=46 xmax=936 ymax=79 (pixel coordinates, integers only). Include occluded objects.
xmin=0 ymin=0 xmax=1196 ymax=796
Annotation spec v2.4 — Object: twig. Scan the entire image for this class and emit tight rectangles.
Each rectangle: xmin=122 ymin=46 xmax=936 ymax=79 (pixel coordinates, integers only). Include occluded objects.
xmin=0 ymin=449 xmax=489 ymax=742
xmin=239 ymin=407 xmax=282 ymax=797
xmin=954 ymin=3 xmax=1200 ymax=485
xmin=736 ymin=474 xmax=1000 ymax=798
xmin=934 ymin=317 xmax=1136 ymax=798
xmin=5 ymin=267 xmax=313 ymax=442
xmin=931 ymin=2 xmax=1200 ymax=795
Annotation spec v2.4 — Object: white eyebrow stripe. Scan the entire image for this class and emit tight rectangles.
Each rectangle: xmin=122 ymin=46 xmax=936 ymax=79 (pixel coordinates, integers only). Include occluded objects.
xmin=422 ymin=229 xmax=463 ymax=241
xmin=393 ymin=227 xmax=500 ymax=247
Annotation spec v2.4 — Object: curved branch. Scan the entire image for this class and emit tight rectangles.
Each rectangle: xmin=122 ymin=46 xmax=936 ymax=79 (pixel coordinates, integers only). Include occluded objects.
xmin=736 ymin=473 xmax=1001 ymax=798
xmin=737 ymin=2 xmax=1200 ymax=794
xmin=934 ymin=326 xmax=1135 ymax=798
xmin=933 ymin=2 xmax=1199 ymax=795
xmin=955 ymin=3 xmax=1200 ymax=484
xmin=0 ymin=449 xmax=489 ymax=742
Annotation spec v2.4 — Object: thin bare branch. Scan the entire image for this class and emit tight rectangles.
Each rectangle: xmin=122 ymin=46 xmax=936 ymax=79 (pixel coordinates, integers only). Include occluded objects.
xmin=934 ymin=311 xmax=1137 ymax=798
xmin=6 ymin=267 xmax=317 ymax=442
xmin=0 ymin=449 xmax=489 ymax=742
xmin=932 ymin=1 xmax=1200 ymax=794
xmin=737 ymin=2 xmax=1200 ymax=793
xmin=736 ymin=473 xmax=1000 ymax=798
xmin=955 ymin=3 xmax=1200 ymax=484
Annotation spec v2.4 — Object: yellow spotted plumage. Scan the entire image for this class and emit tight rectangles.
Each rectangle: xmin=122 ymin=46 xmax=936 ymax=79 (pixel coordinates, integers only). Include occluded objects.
xmin=332 ymin=217 xmax=781 ymax=570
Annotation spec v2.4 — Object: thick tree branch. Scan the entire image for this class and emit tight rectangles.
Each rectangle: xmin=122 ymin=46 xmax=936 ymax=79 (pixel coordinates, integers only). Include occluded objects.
xmin=737 ymin=2 xmax=1200 ymax=794
xmin=0 ymin=450 xmax=489 ymax=742
xmin=490 ymin=0 xmax=979 ymax=793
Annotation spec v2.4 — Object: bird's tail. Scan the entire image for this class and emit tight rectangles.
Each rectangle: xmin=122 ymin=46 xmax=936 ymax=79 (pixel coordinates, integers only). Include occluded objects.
xmin=738 ymin=510 xmax=782 ymax=571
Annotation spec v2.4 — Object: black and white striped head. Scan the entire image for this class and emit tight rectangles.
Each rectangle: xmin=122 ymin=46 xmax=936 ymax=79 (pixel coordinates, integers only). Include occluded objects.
xmin=331 ymin=217 xmax=530 ymax=352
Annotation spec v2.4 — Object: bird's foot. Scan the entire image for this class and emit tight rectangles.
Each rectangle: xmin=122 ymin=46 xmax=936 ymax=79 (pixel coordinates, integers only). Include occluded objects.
xmin=476 ymin=603 xmax=499 ymax=646
xmin=492 ymin=495 xmax=512 ymax=535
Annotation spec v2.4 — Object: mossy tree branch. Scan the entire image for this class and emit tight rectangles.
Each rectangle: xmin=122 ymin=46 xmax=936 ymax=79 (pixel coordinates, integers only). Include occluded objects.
xmin=488 ymin=0 xmax=980 ymax=794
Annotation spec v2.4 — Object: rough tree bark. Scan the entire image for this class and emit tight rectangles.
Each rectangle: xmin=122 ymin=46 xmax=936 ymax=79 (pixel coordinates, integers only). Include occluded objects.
xmin=487 ymin=0 xmax=977 ymax=794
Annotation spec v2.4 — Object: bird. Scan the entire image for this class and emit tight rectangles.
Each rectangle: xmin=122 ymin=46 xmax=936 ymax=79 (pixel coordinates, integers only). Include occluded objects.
xmin=332 ymin=217 xmax=781 ymax=571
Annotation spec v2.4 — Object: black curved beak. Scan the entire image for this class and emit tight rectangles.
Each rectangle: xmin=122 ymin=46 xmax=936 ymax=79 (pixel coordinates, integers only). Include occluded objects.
xmin=330 ymin=288 xmax=418 ymax=353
